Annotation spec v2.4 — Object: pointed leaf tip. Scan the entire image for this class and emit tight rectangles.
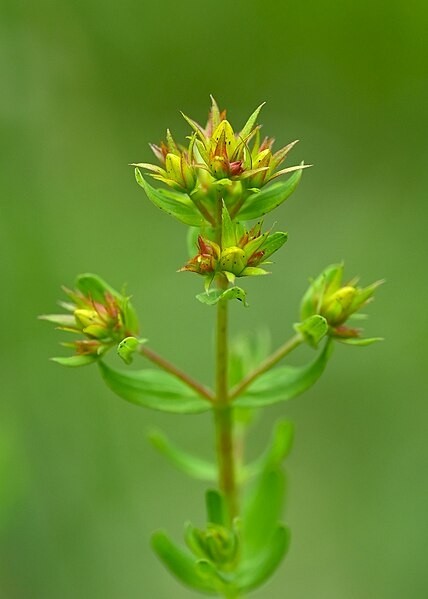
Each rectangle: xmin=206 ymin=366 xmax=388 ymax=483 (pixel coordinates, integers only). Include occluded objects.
xmin=237 ymin=168 xmax=304 ymax=220
xmin=51 ymin=355 xmax=97 ymax=367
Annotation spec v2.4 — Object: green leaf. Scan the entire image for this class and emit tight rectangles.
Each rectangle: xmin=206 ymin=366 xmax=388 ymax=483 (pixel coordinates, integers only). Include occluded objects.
xmin=121 ymin=296 xmax=140 ymax=335
xmin=338 ymin=336 xmax=384 ymax=346
xmin=240 ymin=102 xmax=265 ymax=140
xmin=184 ymin=523 xmax=206 ymax=560
xmin=117 ymin=336 xmax=140 ymax=365
xmin=51 ymin=355 xmax=97 ymax=367
xmin=195 ymin=560 xmax=232 ymax=596
xmin=242 ymin=469 xmax=285 ymax=559
xmin=221 ymin=203 xmax=236 ymax=248
xmin=196 ymin=286 xmax=248 ymax=307
xmin=235 ymin=340 xmax=333 ymax=408
xmin=240 ymin=266 xmax=268 ymax=277
xmin=244 ymin=420 xmax=294 ymax=481
xmin=180 ymin=112 xmax=207 ymax=144
xmin=135 ymin=168 xmax=206 ymax=226
xmin=294 ymin=314 xmax=328 ymax=348
xmin=98 ymin=362 xmax=211 ymax=414
xmin=39 ymin=314 xmax=76 ymax=327
xmin=76 ymin=273 xmax=120 ymax=303
xmin=260 ymin=232 xmax=288 ymax=261
xmin=187 ymin=226 xmax=200 ymax=258
xmin=148 ymin=429 xmax=216 ymax=481
xmin=237 ymin=168 xmax=303 ymax=220
xmin=151 ymin=531 xmax=215 ymax=594
xmin=206 ymin=490 xmax=228 ymax=526
xmin=238 ymin=525 xmax=290 ymax=593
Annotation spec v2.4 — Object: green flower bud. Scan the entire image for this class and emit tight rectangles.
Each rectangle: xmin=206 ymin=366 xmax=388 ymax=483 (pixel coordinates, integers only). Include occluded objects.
xmin=220 ymin=247 xmax=247 ymax=275
xmin=300 ymin=263 xmax=344 ymax=321
xmin=322 ymin=286 xmax=357 ymax=326
xmin=134 ymin=98 xmax=309 ymax=215
xmin=74 ymin=309 xmax=100 ymax=330
xmin=40 ymin=274 xmax=140 ymax=365
xmin=300 ymin=264 xmax=383 ymax=344
xmin=181 ymin=155 xmax=196 ymax=190
xmin=186 ymin=523 xmax=239 ymax=568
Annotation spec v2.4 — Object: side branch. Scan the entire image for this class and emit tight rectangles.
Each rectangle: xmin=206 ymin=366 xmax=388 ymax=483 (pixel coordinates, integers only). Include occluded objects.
xmin=139 ymin=345 xmax=215 ymax=402
xmin=229 ymin=332 xmax=304 ymax=399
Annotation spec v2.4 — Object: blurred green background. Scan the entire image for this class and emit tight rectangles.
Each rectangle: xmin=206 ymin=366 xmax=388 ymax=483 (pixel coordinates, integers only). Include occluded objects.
xmin=1 ymin=0 xmax=427 ymax=597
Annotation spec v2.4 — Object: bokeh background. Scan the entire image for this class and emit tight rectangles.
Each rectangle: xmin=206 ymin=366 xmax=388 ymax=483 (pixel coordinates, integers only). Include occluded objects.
xmin=1 ymin=0 xmax=427 ymax=597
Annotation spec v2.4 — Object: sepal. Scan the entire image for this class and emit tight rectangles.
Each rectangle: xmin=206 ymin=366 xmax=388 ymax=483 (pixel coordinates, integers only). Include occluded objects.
xmin=294 ymin=314 xmax=328 ymax=348
xmin=51 ymin=355 xmax=97 ymax=367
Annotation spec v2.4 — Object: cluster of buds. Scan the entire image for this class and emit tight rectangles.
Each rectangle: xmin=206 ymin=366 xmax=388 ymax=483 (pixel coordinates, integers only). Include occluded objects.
xmin=187 ymin=100 xmax=307 ymax=188
xmin=40 ymin=274 xmax=139 ymax=365
xmin=300 ymin=264 xmax=383 ymax=344
xmin=185 ymin=522 xmax=239 ymax=570
xmin=180 ymin=215 xmax=287 ymax=284
xmin=134 ymin=129 xmax=196 ymax=194
xmin=133 ymin=97 xmax=309 ymax=199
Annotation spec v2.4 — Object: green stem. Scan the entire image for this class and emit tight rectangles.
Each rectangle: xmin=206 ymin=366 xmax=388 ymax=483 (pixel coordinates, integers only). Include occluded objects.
xmin=139 ymin=345 xmax=215 ymax=402
xmin=214 ymin=294 xmax=238 ymax=521
xmin=229 ymin=332 xmax=304 ymax=400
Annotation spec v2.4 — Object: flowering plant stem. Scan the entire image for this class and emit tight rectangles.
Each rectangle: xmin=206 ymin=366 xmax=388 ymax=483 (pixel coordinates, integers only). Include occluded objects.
xmin=215 ymin=294 xmax=238 ymax=524
xmin=41 ymin=99 xmax=382 ymax=598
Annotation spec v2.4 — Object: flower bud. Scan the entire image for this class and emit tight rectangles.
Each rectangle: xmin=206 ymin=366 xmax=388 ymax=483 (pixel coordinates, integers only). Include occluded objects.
xmin=300 ymin=264 xmax=383 ymax=342
xmin=219 ymin=247 xmax=247 ymax=276
xmin=322 ymin=286 xmax=357 ymax=326
xmin=74 ymin=308 xmax=100 ymax=330
xmin=40 ymin=274 xmax=140 ymax=365
xmin=186 ymin=523 xmax=239 ymax=568
xmin=134 ymin=98 xmax=309 ymax=223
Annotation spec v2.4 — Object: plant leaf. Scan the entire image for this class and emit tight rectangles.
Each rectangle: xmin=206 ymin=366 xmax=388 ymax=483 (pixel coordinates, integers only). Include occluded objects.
xmin=238 ymin=525 xmax=290 ymax=592
xmin=338 ymin=336 xmax=384 ymax=346
xmin=243 ymin=419 xmax=294 ymax=481
xmin=117 ymin=336 xmax=140 ymax=365
xmin=206 ymin=489 xmax=228 ymax=526
xmin=135 ymin=168 xmax=206 ymax=226
xmin=196 ymin=286 xmax=248 ymax=307
xmin=98 ymin=362 xmax=211 ymax=414
xmin=239 ymin=103 xmax=265 ymax=140
xmin=151 ymin=531 xmax=215 ymax=594
xmin=76 ymin=273 xmax=120 ymax=302
xmin=39 ymin=314 xmax=76 ymax=327
xmin=294 ymin=314 xmax=328 ymax=348
xmin=51 ymin=355 xmax=97 ymax=367
xmin=260 ymin=232 xmax=288 ymax=261
xmin=221 ymin=203 xmax=236 ymax=248
xmin=195 ymin=560 xmax=232 ymax=595
xmin=237 ymin=168 xmax=304 ymax=220
xmin=148 ymin=429 xmax=216 ymax=481
xmin=234 ymin=340 xmax=333 ymax=408
xmin=242 ymin=469 xmax=285 ymax=559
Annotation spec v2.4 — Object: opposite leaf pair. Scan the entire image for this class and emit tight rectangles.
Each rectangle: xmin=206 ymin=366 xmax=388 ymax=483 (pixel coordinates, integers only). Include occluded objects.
xmin=153 ymin=442 xmax=291 ymax=597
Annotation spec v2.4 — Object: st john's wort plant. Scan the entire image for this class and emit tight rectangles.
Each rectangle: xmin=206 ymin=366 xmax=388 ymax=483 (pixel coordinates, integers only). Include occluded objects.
xmin=41 ymin=97 xmax=382 ymax=598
